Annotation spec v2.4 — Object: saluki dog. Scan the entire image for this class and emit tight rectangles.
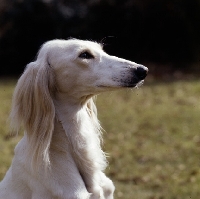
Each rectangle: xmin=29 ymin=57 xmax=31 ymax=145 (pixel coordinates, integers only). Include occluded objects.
xmin=0 ymin=39 xmax=148 ymax=199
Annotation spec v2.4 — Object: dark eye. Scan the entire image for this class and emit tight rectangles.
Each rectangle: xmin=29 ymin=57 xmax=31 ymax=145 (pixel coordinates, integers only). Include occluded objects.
xmin=79 ymin=51 xmax=94 ymax=59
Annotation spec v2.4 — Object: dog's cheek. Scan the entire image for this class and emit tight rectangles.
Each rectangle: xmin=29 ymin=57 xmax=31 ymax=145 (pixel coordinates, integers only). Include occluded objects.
xmin=77 ymin=60 xmax=90 ymax=69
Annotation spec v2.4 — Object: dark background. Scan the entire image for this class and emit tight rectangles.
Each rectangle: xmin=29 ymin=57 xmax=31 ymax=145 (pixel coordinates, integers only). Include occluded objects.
xmin=0 ymin=0 xmax=200 ymax=76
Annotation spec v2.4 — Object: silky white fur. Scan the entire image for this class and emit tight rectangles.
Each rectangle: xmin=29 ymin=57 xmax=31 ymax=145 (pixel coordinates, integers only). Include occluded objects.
xmin=0 ymin=39 xmax=148 ymax=199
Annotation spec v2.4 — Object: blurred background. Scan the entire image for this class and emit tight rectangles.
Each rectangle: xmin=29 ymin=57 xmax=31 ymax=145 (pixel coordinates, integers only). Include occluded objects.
xmin=0 ymin=0 xmax=200 ymax=77
xmin=1 ymin=1 xmax=200 ymax=199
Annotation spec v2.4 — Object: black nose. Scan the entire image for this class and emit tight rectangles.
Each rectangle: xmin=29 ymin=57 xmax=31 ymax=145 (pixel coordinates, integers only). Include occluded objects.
xmin=135 ymin=65 xmax=148 ymax=80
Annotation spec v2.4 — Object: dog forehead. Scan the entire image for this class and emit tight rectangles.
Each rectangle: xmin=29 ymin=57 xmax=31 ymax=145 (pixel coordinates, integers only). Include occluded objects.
xmin=38 ymin=39 xmax=103 ymax=60
xmin=66 ymin=39 xmax=102 ymax=51
xmin=47 ymin=39 xmax=100 ymax=49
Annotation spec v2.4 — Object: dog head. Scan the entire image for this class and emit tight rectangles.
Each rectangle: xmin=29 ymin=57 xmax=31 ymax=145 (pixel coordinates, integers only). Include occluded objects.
xmin=39 ymin=39 xmax=148 ymax=97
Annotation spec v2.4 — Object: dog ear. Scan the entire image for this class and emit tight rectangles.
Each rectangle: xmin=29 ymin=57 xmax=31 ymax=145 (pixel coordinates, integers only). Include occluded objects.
xmin=10 ymin=59 xmax=55 ymax=170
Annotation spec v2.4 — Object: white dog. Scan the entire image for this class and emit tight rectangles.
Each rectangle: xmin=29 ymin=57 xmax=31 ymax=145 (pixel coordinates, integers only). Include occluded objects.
xmin=0 ymin=39 xmax=148 ymax=199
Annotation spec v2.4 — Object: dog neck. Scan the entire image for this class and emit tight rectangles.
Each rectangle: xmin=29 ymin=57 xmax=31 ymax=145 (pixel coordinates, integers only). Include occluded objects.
xmin=52 ymin=93 xmax=107 ymax=174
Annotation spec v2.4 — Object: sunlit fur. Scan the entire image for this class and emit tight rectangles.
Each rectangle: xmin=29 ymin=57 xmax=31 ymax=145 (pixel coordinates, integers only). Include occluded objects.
xmin=0 ymin=39 xmax=147 ymax=199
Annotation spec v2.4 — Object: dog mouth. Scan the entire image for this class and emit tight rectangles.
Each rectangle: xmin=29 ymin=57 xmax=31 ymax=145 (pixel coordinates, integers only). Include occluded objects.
xmin=124 ymin=80 xmax=144 ymax=88
xmin=96 ymin=79 xmax=144 ymax=89
xmin=96 ymin=66 xmax=148 ymax=89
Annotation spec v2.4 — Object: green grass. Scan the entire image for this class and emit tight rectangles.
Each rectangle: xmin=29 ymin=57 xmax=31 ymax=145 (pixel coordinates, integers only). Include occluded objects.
xmin=0 ymin=79 xmax=21 ymax=180
xmin=1 ymin=79 xmax=200 ymax=199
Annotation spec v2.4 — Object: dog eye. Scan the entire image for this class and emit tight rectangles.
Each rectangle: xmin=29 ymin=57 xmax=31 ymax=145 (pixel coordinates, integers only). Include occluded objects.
xmin=79 ymin=51 xmax=94 ymax=59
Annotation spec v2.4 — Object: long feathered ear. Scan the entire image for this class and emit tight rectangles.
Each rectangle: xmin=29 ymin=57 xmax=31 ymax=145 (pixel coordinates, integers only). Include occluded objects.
xmin=10 ymin=60 xmax=55 ymax=170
